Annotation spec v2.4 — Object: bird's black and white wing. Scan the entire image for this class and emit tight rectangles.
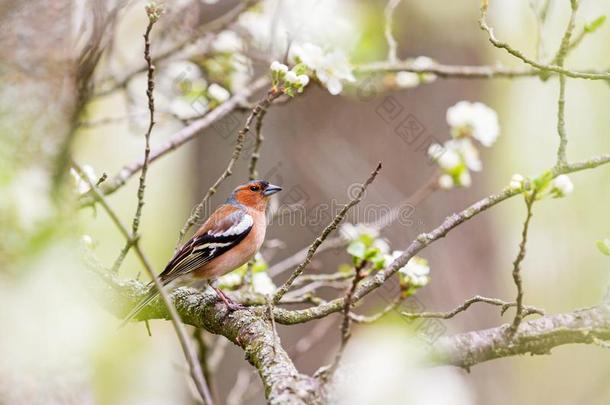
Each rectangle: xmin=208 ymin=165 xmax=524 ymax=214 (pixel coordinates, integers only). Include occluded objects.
xmin=156 ymin=208 xmax=253 ymax=286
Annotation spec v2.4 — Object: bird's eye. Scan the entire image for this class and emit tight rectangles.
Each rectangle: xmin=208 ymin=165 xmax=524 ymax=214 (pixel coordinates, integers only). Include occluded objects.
xmin=250 ymin=185 xmax=260 ymax=192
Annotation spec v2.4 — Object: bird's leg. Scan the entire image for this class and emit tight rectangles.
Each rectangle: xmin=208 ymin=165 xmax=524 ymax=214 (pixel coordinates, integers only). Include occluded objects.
xmin=208 ymin=280 xmax=245 ymax=311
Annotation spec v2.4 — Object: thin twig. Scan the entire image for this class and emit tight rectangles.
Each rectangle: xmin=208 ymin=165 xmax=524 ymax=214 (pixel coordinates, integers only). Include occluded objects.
xmin=72 ymin=161 xmax=151 ymax=274
xmin=356 ymin=61 xmax=541 ymax=78
xmin=553 ymin=0 xmax=579 ymax=167
xmin=111 ymin=4 xmax=158 ymax=272
xmin=193 ymin=329 xmax=219 ymax=404
xmin=509 ymin=192 xmax=537 ymax=336
xmin=248 ymin=107 xmax=267 ymax=180
xmin=292 ymin=272 xmax=354 ymax=287
xmin=269 ymin=152 xmax=610 ymax=325
xmin=176 ymin=88 xmax=281 ymax=245
xmin=384 ymin=0 xmax=402 ymax=63
xmin=556 ymin=74 xmax=568 ymax=166
xmin=328 ymin=260 xmax=368 ymax=374
xmin=283 ymin=280 xmax=350 ymax=302
xmin=127 ymin=9 xmax=214 ymax=404
xmin=267 ymin=236 xmax=345 ymax=278
xmin=529 ymin=0 xmax=551 ymax=60
xmin=95 ymin=0 xmax=261 ymax=98
xmin=350 ymin=294 xmax=403 ymax=323
xmin=479 ymin=0 xmax=610 ymax=81
xmin=553 ymin=0 xmax=579 ymax=66
xmin=79 ymin=77 xmax=270 ymax=206
xmin=272 ymin=162 xmax=383 ymax=304
xmin=268 ymin=170 xmax=439 ymax=278
xmin=401 ymin=295 xmax=544 ymax=320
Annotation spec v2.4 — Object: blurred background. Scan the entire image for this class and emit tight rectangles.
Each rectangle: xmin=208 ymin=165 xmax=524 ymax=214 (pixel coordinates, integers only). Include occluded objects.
xmin=1 ymin=0 xmax=609 ymax=404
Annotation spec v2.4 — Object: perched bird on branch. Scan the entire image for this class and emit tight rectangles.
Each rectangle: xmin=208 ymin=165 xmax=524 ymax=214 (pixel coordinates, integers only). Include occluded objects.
xmin=122 ymin=180 xmax=282 ymax=324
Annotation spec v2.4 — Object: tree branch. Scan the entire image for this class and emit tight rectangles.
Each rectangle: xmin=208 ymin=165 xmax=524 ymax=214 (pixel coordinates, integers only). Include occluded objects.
xmin=478 ymin=0 xmax=609 ymax=81
xmin=177 ymin=87 xmax=281 ymax=244
xmin=429 ymin=302 xmax=610 ymax=369
xmin=119 ymin=8 xmax=215 ymax=403
xmin=356 ymin=61 xmax=541 ymax=79
xmin=99 ymin=275 xmax=321 ymax=404
xmin=95 ymin=0 xmax=261 ymax=98
xmin=508 ymin=191 xmax=537 ymax=335
xmin=269 ymin=153 xmax=610 ymax=325
xmin=79 ymin=76 xmax=270 ymax=206
xmin=402 ymin=295 xmax=544 ymax=320
xmin=272 ymin=162 xmax=383 ymax=304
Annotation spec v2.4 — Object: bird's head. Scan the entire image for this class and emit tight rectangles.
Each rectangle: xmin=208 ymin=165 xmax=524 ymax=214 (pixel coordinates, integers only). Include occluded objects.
xmin=231 ymin=180 xmax=282 ymax=211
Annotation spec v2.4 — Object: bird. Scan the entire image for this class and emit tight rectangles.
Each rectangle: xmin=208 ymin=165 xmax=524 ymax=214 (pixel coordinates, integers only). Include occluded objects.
xmin=121 ymin=180 xmax=282 ymax=325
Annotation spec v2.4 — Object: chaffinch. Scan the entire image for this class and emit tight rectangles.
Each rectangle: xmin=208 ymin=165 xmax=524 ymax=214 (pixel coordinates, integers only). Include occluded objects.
xmin=123 ymin=180 xmax=282 ymax=322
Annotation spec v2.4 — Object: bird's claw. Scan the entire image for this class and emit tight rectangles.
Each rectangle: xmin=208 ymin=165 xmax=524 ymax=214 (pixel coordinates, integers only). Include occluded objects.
xmin=225 ymin=301 xmax=246 ymax=312
xmin=211 ymin=285 xmax=246 ymax=311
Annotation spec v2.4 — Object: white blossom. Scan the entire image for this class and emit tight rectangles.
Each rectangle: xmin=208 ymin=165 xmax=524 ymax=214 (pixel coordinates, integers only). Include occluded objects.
xmin=429 ymin=140 xmax=481 ymax=188
xmin=270 ymin=61 xmax=289 ymax=73
xmin=436 ymin=147 xmax=461 ymax=170
xmin=291 ymin=43 xmax=355 ymax=95
xmin=81 ymin=235 xmax=95 ymax=249
xmin=340 ymin=223 xmax=380 ymax=241
xmin=285 ymin=70 xmax=298 ymax=83
xmin=411 ymin=56 xmax=435 ymax=69
xmin=551 ymin=174 xmax=574 ymax=197
xmin=372 ymin=239 xmax=390 ymax=255
xmin=207 ymin=83 xmax=230 ymax=103
xmin=252 ymin=273 xmax=276 ymax=295
xmin=438 ymin=174 xmax=454 ymax=190
xmin=213 ymin=31 xmax=243 ymax=53
xmin=458 ymin=171 xmax=472 ymax=187
xmin=218 ymin=272 xmax=242 ymax=289
xmin=239 ymin=0 xmax=359 ymax=61
xmin=446 ymin=101 xmax=499 ymax=147
xmin=427 ymin=143 xmax=444 ymax=160
xmin=398 ymin=256 xmax=430 ymax=287
xmin=411 ymin=56 xmax=436 ymax=83
xmin=395 ymin=71 xmax=419 ymax=88
xmin=454 ymin=139 xmax=482 ymax=172
xmin=297 ymin=74 xmax=310 ymax=87
xmin=510 ymin=174 xmax=525 ymax=190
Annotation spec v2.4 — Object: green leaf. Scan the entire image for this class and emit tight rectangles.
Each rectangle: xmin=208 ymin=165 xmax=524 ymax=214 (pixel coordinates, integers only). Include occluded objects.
xmin=358 ymin=233 xmax=375 ymax=247
xmin=347 ymin=241 xmax=366 ymax=259
xmin=252 ymin=260 xmax=268 ymax=273
xmin=371 ymin=254 xmax=387 ymax=270
xmin=291 ymin=63 xmax=309 ymax=75
xmin=585 ymin=15 xmax=606 ymax=33
xmin=596 ymin=239 xmax=610 ymax=256
xmin=533 ymin=170 xmax=553 ymax=193
xmin=364 ymin=246 xmax=381 ymax=261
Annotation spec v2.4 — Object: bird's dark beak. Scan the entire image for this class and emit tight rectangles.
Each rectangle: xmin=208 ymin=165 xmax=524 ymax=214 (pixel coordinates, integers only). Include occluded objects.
xmin=263 ymin=184 xmax=282 ymax=196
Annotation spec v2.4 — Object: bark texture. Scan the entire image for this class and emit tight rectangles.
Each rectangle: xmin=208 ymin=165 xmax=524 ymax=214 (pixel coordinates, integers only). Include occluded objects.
xmin=429 ymin=302 xmax=610 ymax=368
xmin=100 ymin=276 xmax=322 ymax=404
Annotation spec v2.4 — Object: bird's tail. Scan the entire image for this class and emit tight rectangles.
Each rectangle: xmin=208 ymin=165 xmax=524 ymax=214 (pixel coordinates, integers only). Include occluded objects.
xmin=118 ymin=287 xmax=160 ymax=329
